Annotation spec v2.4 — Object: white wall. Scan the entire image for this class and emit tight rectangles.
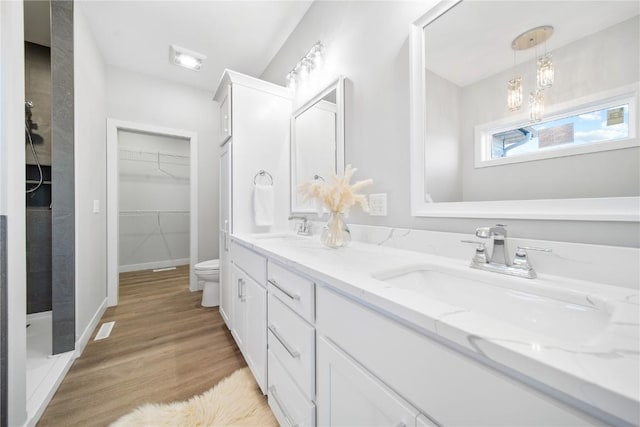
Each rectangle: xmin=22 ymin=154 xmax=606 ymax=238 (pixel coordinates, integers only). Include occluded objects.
xmin=74 ymin=5 xmax=108 ymax=343
xmin=424 ymin=69 xmax=461 ymax=203
xmin=293 ymin=100 xmax=336 ymax=210
xmin=0 ymin=1 xmax=28 ymax=425
xmin=260 ymin=1 xmax=640 ymax=247
xmin=118 ymin=131 xmax=190 ymax=271
xmin=106 ymin=67 xmax=218 ymax=263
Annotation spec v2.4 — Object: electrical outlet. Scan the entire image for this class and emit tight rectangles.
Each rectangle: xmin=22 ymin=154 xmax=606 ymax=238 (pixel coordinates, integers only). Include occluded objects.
xmin=369 ymin=193 xmax=387 ymax=216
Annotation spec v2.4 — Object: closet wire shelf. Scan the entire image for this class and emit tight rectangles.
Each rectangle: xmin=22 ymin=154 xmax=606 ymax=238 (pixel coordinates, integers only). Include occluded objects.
xmin=119 ymin=149 xmax=190 ymax=180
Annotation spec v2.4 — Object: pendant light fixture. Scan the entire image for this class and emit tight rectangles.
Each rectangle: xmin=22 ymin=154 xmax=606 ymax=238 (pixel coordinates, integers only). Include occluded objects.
xmin=509 ymin=25 xmax=555 ymax=121
xmin=507 ymin=51 xmax=522 ymax=111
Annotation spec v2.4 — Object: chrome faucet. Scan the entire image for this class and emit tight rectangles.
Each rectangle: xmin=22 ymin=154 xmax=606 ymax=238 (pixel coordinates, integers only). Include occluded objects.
xmin=475 ymin=224 xmax=510 ymax=266
xmin=462 ymin=224 xmax=551 ymax=279
xmin=288 ymin=215 xmax=312 ymax=236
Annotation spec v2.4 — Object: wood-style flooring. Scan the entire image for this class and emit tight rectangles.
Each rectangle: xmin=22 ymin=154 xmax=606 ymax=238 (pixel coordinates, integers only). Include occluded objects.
xmin=38 ymin=265 xmax=246 ymax=426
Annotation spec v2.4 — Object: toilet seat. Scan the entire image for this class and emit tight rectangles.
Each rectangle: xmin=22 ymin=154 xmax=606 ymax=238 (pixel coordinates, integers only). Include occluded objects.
xmin=195 ymin=259 xmax=220 ymax=271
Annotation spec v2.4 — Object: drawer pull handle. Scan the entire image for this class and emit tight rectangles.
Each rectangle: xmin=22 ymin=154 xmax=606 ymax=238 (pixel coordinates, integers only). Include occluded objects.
xmin=237 ymin=278 xmax=242 ymax=299
xmin=268 ymin=324 xmax=300 ymax=359
xmin=268 ymin=279 xmax=300 ymax=301
xmin=269 ymin=386 xmax=298 ymax=427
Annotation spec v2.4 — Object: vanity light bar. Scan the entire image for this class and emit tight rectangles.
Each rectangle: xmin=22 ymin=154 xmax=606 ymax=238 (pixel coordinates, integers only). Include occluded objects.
xmin=169 ymin=44 xmax=206 ymax=71
xmin=286 ymin=41 xmax=325 ymax=92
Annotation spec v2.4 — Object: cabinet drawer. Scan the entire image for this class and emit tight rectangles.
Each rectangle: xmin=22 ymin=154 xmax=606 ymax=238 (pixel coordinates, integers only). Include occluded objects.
xmin=268 ymin=351 xmax=316 ymax=427
xmin=268 ymin=294 xmax=315 ymax=400
xmin=317 ymin=286 xmax=601 ymax=426
xmin=317 ymin=336 xmax=424 ymax=427
xmin=230 ymin=240 xmax=266 ymax=285
xmin=267 ymin=261 xmax=314 ymax=322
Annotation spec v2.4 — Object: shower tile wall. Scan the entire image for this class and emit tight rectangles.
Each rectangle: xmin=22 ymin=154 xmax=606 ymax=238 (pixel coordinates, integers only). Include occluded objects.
xmin=1 ymin=216 xmax=7 ymax=427
xmin=25 ymin=41 xmax=52 ymax=315
xmin=51 ymin=0 xmax=75 ymax=354
xmin=26 ymin=209 xmax=52 ymax=314
xmin=25 ymin=42 xmax=51 ymax=166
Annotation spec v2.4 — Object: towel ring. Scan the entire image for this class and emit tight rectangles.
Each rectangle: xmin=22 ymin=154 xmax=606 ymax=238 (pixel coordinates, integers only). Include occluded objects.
xmin=253 ymin=170 xmax=274 ymax=185
xmin=313 ymin=174 xmax=325 ymax=182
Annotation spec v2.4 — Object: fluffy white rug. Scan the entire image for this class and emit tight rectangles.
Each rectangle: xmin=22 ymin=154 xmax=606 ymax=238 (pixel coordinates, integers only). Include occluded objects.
xmin=110 ymin=368 xmax=277 ymax=427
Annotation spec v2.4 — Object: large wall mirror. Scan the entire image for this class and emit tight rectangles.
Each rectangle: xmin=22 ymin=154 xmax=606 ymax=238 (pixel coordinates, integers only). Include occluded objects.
xmin=290 ymin=76 xmax=345 ymax=213
xmin=409 ymin=0 xmax=639 ymax=221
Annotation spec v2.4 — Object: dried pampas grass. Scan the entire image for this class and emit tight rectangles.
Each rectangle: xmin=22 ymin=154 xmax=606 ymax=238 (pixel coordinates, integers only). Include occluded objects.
xmin=298 ymin=165 xmax=372 ymax=216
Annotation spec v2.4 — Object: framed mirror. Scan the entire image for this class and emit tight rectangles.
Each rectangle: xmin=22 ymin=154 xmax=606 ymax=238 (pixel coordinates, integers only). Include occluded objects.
xmin=290 ymin=76 xmax=345 ymax=214
xmin=409 ymin=0 xmax=639 ymax=221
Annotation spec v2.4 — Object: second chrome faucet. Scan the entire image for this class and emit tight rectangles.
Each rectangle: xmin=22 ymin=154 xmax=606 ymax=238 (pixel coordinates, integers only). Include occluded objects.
xmin=462 ymin=224 xmax=551 ymax=279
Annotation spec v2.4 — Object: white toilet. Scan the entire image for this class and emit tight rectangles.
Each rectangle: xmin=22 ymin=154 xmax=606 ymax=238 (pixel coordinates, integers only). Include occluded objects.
xmin=194 ymin=259 xmax=220 ymax=307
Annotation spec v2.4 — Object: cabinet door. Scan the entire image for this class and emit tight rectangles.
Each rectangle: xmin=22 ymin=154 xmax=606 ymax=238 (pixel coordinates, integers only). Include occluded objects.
xmin=219 ymin=84 xmax=232 ymax=145
xmin=219 ymin=144 xmax=232 ymax=327
xmin=244 ymin=276 xmax=267 ymax=394
xmin=230 ymin=264 xmax=245 ymax=350
xmin=317 ymin=337 xmax=419 ymax=427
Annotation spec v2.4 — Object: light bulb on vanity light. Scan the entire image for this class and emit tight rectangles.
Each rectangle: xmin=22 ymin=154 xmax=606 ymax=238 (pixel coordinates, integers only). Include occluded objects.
xmin=286 ymin=72 xmax=297 ymax=94
xmin=285 ymin=41 xmax=327 ymax=93
xmin=298 ymin=59 xmax=312 ymax=81
xmin=311 ymin=42 xmax=325 ymax=68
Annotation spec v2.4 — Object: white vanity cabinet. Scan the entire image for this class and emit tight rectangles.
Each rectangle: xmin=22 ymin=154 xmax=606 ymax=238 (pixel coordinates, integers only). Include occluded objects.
xmin=317 ymin=336 xmax=435 ymax=427
xmin=214 ymin=70 xmax=291 ymax=331
xmin=229 ymin=241 xmax=267 ymax=394
xmin=218 ymin=84 xmax=232 ymax=145
xmin=316 ymin=285 xmax=602 ymax=427
xmin=267 ymin=260 xmax=317 ymax=427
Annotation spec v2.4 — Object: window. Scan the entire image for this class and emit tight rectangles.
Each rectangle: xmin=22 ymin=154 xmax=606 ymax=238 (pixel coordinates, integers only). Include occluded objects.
xmin=475 ymin=87 xmax=637 ymax=168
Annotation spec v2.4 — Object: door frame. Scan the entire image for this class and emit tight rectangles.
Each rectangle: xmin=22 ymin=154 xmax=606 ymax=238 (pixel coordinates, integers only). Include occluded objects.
xmin=106 ymin=118 xmax=198 ymax=306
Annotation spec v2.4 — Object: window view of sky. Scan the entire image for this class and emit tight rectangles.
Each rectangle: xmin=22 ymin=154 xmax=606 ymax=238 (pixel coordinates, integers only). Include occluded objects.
xmin=492 ymin=104 xmax=630 ymax=158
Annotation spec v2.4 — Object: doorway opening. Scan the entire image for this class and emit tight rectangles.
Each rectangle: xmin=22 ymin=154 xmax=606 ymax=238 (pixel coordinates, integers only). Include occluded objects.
xmin=107 ymin=120 xmax=198 ymax=306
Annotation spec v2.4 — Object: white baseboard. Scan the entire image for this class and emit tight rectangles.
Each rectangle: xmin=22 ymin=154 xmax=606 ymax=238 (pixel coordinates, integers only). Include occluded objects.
xmin=119 ymin=258 xmax=189 ymax=273
xmin=25 ymin=350 xmax=75 ymax=427
xmin=75 ymin=298 xmax=107 ymax=359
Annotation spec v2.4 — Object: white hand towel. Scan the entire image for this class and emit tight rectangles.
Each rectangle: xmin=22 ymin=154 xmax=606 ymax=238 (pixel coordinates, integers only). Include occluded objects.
xmin=253 ymin=184 xmax=274 ymax=226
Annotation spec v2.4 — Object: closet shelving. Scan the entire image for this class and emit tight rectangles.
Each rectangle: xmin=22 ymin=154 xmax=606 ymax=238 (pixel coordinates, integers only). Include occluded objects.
xmin=118 ymin=146 xmax=190 ymax=270
xmin=119 ymin=148 xmax=189 ymax=180
xmin=119 ymin=210 xmax=189 ymax=267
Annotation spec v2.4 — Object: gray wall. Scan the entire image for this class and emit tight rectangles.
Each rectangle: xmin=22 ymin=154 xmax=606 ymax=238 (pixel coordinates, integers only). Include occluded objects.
xmin=1 ymin=216 xmax=7 ymax=427
xmin=260 ymin=1 xmax=640 ymax=247
xmin=26 ymin=209 xmax=51 ymax=314
xmin=51 ymin=0 xmax=75 ymax=355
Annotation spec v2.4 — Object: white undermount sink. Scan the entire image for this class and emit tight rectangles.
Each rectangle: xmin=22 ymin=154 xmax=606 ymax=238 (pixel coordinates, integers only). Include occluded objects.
xmin=372 ymin=265 xmax=612 ymax=344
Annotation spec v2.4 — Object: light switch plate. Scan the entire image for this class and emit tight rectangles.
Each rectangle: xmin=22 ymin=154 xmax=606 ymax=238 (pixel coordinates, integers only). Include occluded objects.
xmin=93 ymin=200 xmax=100 ymax=213
xmin=369 ymin=193 xmax=387 ymax=216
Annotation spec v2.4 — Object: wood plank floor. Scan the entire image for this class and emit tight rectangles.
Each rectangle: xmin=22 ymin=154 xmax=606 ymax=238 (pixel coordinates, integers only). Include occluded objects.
xmin=38 ymin=265 xmax=246 ymax=426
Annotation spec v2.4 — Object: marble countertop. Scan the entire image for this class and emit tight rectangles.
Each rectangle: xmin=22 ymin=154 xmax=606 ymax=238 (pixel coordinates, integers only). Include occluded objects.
xmin=231 ymin=232 xmax=640 ymax=425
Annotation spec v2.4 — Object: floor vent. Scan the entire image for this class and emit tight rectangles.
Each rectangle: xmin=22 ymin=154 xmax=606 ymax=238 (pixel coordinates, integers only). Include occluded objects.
xmin=94 ymin=321 xmax=115 ymax=341
xmin=153 ymin=267 xmax=177 ymax=272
